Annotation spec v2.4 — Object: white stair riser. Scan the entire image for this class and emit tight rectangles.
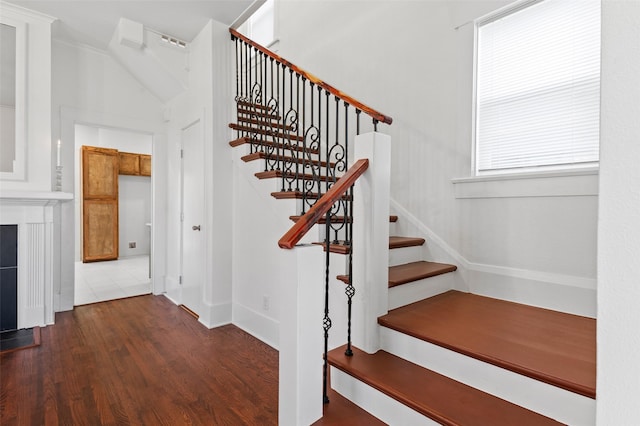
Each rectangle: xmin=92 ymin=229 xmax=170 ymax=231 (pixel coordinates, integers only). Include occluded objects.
xmin=331 ymin=368 xmax=438 ymax=426
xmin=388 ymin=273 xmax=455 ymax=310
xmin=379 ymin=327 xmax=596 ymax=426
xmin=388 ymin=245 xmax=423 ymax=266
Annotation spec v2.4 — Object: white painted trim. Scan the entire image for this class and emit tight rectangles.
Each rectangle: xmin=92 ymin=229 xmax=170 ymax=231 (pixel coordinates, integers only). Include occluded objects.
xmin=390 ymin=197 xmax=597 ymax=316
xmin=0 ymin=1 xmax=56 ymax=23
xmin=198 ymin=301 xmax=232 ymax=329
xmin=232 ymin=301 xmax=279 ymax=350
xmin=452 ymin=168 xmax=599 ymax=198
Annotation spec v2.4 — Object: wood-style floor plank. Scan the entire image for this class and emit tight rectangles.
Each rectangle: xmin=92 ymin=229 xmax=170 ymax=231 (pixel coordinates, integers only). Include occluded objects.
xmin=378 ymin=290 xmax=596 ymax=398
xmin=0 ymin=294 xmax=377 ymax=425
xmin=0 ymin=295 xmax=278 ymax=425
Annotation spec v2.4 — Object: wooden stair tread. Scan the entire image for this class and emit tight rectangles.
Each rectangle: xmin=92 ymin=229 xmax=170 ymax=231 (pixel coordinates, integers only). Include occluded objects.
xmin=229 ymin=137 xmax=319 ymax=154
xmin=271 ymin=191 xmax=352 ymax=201
xmin=378 ymin=290 xmax=596 ymax=398
xmin=289 ymin=215 xmax=398 ymax=224
xmin=256 ymin=170 xmax=335 ymax=182
xmin=327 ymin=345 xmax=562 ymax=426
xmin=313 ymin=241 xmax=351 ymax=255
xmin=389 ymin=236 xmax=425 ymax=249
xmin=237 ymin=116 xmax=294 ymax=131
xmin=337 ymin=260 xmax=455 ymax=285
xmin=229 ymin=123 xmax=305 ymax=141
xmin=313 ymin=234 xmax=425 ymax=256
xmin=237 ymin=107 xmax=281 ymax=120
xmin=236 ymin=100 xmax=270 ymax=111
xmin=388 ymin=261 xmax=457 ymax=287
xmin=290 ymin=215 xmax=351 ymax=224
xmin=241 ymin=152 xmax=335 ymax=168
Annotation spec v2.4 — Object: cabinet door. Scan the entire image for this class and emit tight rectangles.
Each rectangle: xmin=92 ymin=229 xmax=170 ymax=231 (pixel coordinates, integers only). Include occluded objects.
xmin=139 ymin=154 xmax=151 ymax=176
xmin=82 ymin=146 xmax=119 ymax=262
xmin=118 ymin=152 xmax=140 ymax=175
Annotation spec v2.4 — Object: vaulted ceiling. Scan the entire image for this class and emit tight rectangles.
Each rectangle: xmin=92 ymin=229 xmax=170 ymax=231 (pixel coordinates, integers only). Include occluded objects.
xmin=7 ymin=1 xmax=257 ymax=50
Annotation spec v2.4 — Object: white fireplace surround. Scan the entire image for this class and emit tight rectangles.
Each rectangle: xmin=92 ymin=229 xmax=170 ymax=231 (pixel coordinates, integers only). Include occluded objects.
xmin=0 ymin=190 xmax=72 ymax=329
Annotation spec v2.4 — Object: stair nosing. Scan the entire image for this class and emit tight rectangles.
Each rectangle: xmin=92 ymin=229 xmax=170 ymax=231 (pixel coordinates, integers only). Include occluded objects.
xmin=328 ymin=345 xmax=562 ymax=426
xmin=388 ymin=261 xmax=457 ymax=287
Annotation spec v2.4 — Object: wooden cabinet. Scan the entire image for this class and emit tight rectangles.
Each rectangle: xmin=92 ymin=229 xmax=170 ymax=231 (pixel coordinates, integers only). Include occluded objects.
xmin=140 ymin=154 xmax=151 ymax=176
xmin=118 ymin=152 xmax=140 ymax=175
xmin=82 ymin=146 xmax=119 ymax=262
xmin=118 ymin=152 xmax=151 ymax=176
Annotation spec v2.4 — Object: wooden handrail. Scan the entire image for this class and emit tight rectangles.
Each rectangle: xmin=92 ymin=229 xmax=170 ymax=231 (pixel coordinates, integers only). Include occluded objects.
xmin=278 ymin=159 xmax=369 ymax=249
xmin=230 ymin=28 xmax=393 ymax=126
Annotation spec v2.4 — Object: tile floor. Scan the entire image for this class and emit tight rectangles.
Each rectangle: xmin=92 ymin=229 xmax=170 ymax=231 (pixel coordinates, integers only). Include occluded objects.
xmin=74 ymin=255 xmax=152 ymax=305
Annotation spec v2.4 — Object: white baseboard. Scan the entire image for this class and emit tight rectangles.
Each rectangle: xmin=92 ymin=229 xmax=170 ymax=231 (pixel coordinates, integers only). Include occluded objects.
xmin=232 ymin=301 xmax=279 ymax=350
xmin=390 ymin=198 xmax=596 ymax=317
xmin=198 ymin=301 xmax=232 ymax=329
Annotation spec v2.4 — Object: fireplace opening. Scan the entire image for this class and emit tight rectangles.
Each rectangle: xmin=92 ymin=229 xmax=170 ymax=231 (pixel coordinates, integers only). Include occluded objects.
xmin=0 ymin=224 xmax=18 ymax=332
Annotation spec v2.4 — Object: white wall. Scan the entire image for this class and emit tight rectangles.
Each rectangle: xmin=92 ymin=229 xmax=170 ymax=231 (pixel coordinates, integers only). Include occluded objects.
xmin=73 ymin=124 xmax=152 ymax=261
xmin=52 ymin=39 xmax=165 ymax=311
xmin=274 ymin=0 xmax=598 ymax=316
xmin=597 ymin=1 xmax=640 ymax=423
xmin=164 ymin=20 xmax=235 ymax=327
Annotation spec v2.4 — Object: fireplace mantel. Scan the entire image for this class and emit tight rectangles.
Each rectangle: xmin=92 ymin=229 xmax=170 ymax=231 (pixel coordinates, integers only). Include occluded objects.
xmin=0 ymin=191 xmax=73 ymax=329
xmin=0 ymin=190 xmax=73 ymax=204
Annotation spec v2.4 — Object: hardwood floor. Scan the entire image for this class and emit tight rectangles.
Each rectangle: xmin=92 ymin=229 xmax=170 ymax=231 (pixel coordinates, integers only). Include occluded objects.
xmin=1 ymin=295 xmax=278 ymax=425
xmin=0 ymin=294 xmax=379 ymax=425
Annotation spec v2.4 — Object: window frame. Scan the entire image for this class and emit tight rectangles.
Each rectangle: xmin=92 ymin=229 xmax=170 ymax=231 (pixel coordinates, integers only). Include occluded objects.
xmin=471 ymin=0 xmax=601 ymax=177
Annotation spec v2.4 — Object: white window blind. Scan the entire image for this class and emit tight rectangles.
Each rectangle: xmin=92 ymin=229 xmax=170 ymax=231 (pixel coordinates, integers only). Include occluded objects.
xmin=475 ymin=0 xmax=601 ymax=174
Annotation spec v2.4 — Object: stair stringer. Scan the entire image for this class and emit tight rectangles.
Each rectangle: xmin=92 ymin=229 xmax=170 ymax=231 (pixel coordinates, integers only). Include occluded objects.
xmin=378 ymin=326 xmax=596 ymax=425
xmin=231 ymin=144 xmax=324 ymax=348
xmin=390 ymin=198 xmax=597 ymax=317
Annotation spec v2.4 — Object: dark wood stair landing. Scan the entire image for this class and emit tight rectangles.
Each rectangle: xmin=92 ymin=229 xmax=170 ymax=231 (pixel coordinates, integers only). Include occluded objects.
xmin=328 ymin=345 xmax=562 ymax=426
xmin=378 ymin=290 xmax=596 ymax=398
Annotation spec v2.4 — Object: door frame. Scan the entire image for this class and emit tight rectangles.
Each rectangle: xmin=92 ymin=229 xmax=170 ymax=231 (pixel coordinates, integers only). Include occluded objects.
xmin=62 ymin=106 xmax=165 ymax=312
xmin=179 ymin=118 xmax=205 ymax=313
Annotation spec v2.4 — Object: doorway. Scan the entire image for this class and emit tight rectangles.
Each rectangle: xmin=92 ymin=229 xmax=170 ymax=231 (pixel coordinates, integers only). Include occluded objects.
xmin=180 ymin=119 xmax=205 ymax=315
xmin=74 ymin=124 xmax=153 ymax=305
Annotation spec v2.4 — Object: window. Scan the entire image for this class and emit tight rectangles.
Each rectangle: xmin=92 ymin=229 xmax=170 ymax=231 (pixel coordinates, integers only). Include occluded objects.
xmin=241 ymin=0 xmax=275 ymax=47
xmin=474 ymin=0 xmax=601 ymax=175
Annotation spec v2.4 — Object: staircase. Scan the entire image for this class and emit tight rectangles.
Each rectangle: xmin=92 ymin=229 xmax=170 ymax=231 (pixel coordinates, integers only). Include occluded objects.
xmin=228 ymin=29 xmax=596 ymax=425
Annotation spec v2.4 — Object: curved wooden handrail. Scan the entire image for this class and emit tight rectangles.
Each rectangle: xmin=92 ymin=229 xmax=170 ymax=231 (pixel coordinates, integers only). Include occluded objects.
xmin=230 ymin=28 xmax=393 ymax=126
xmin=278 ymin=159 xmax=369 ymax=249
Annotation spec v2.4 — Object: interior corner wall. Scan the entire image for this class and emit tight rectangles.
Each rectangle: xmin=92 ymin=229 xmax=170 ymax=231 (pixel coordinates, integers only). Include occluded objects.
xmin=51 ymin=40 xmax=165 ymax=312
xmin=597 ymin=2 xmax=640 ymax=423
xmin=275 ymin=0 xmax=597 ymax=315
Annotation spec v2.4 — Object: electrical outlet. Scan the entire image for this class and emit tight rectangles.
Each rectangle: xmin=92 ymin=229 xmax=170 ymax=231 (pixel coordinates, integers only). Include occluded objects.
xmin=263 ymin=295 xmax=269 ymax=311
xmin=129 ymin=242 xmax=136 ymax=248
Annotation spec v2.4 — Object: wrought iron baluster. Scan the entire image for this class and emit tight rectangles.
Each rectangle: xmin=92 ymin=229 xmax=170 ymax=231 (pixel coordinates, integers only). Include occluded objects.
xmin=295 ymin=73 xmax=301 ymax=192
xmin=323 ymin=209 xmax=332 ymax=404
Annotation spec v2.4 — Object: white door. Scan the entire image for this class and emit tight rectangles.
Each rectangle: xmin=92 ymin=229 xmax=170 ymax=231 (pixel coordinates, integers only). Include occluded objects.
xmin=181 ymin=120 xmax=205 ymax=315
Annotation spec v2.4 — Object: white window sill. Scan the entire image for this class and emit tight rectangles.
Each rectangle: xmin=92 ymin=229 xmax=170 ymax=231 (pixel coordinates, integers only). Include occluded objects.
xmin=452 ymin=167 xmax=599 ymax=199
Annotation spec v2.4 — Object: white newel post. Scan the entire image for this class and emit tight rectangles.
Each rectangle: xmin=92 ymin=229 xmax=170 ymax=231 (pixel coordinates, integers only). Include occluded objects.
xmin=279 ymin=244 xmax=324 ymax=426
xmin=352 ymin=132 xmax=391 ymax=354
